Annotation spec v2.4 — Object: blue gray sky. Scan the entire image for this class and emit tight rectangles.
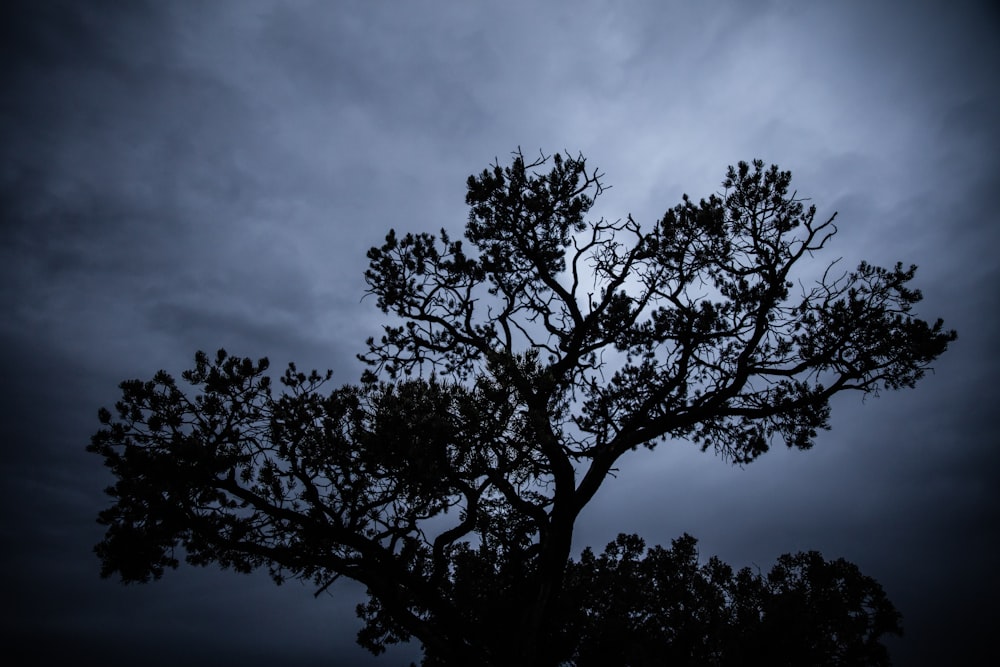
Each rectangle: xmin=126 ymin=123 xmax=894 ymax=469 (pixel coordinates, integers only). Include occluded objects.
xmin=1 ymin=1 xmax=998 ymax=665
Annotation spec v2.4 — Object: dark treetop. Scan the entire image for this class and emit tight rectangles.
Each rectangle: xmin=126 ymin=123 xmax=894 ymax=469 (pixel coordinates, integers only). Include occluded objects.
xmin=89 ymin=150 xmax=954 ymax=666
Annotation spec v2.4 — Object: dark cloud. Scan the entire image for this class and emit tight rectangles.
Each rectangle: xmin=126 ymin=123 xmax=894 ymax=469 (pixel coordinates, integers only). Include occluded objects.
xmin=2 ymin=0 xmax=997 ymax=664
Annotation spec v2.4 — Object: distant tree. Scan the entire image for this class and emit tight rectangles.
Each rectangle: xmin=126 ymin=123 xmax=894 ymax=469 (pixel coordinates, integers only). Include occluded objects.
xmin=89 ymin=150 xmax=953 ymax=666
xmin=556 ymin=534 xmax=902 ymax=667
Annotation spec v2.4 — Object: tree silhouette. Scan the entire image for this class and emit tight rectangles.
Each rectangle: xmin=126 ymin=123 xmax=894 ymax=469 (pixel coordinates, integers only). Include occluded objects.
xmin=89 ymin=150 xmax=954 ymax=666
xmin=557 ymin=534 xmax=902 ymax=667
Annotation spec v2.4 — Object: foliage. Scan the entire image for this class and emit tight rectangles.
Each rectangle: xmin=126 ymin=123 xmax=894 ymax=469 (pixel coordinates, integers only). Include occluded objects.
xmin=89 ymin=150 xmax=954 ymax=666
xmin=558 ymin=534 xmax=901 ymax=666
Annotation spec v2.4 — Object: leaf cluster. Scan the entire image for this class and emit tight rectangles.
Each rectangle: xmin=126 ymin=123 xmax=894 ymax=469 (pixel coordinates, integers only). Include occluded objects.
xmin=555 ymin=534 xmax=902 ymax=666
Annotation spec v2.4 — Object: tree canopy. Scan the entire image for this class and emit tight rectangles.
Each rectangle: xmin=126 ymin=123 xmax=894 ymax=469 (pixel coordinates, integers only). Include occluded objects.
xmin=89 ymin=150 xmax=954 ymax=666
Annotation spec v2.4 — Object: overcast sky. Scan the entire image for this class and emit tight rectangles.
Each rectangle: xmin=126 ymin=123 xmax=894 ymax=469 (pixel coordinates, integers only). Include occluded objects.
xmin=1 ymin=1 xmax=998 ymax=665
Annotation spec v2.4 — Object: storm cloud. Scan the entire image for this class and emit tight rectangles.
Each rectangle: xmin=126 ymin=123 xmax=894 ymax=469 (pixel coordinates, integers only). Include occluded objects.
xmin=1 ymin=1 xmax=997 ymax=664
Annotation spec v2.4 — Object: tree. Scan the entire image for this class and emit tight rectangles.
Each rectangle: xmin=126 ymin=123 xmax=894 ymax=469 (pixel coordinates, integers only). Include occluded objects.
xmin=557 ymin=534 xmax=902 ymax=667
xmin=89 ymin=150 xmax=954 ymax=666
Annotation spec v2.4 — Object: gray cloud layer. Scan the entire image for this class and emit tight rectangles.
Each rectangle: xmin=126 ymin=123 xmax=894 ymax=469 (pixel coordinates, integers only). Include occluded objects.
xmin=2 ymin=1 xmax=997 ymax=664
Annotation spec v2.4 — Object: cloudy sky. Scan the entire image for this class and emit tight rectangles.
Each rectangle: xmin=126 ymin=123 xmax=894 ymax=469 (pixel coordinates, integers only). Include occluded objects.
xmin=1 ymin=1 xmax=998 ymax=665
